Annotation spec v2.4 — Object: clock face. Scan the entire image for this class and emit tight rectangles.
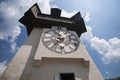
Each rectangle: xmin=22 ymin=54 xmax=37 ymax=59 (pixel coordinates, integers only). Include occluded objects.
xmin=42 ymin=29 xmax=79 ymax=54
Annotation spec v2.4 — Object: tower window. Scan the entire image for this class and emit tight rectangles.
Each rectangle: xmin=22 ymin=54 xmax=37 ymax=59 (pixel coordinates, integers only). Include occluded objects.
xmin=60 ymin=73 xmax=75 ymax=80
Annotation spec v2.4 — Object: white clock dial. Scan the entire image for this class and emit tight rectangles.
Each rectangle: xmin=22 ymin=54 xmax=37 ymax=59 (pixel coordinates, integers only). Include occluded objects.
xmin=42 ymin=29 xmax=79 ymax=54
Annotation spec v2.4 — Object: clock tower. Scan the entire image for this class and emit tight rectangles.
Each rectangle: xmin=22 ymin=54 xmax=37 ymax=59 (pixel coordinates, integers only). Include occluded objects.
xmin=1 ymin=3 xmax=103 ymax=80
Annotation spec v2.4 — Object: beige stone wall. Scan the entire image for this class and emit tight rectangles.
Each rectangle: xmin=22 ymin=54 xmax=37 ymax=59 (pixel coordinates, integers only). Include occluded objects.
xmin=34 ymin=28 xmax=90 ymax=61
xmin=33 ymin=28 xmax=104 ymax=80
xmin=31 ymin=58 xmax=89 ymax=80
xmin=1 ymin=27 xmax=104 ymax=80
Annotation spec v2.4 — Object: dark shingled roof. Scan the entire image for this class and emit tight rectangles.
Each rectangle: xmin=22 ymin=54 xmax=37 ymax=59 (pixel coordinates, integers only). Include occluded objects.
xmin=19 ymin=3 xmax=87 ymax=37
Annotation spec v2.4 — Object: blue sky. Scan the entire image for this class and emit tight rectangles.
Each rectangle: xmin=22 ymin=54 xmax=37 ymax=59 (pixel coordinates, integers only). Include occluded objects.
xmin=0 ymin=0 xmax=120 ymax=79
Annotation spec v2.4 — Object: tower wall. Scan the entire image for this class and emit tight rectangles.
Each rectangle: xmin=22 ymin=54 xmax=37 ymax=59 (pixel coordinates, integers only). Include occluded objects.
xmin=30 ymin=58 xmax=89 ymax=80
xmin=1 ymin=27 xmax=103 ymax=80
xmin=1 ymin=28 xmax=43 ymax=80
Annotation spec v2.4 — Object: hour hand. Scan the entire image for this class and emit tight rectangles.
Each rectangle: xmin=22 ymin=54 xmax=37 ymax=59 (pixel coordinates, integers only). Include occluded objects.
xmin=56 ymin=38 xmax=60 ymax=41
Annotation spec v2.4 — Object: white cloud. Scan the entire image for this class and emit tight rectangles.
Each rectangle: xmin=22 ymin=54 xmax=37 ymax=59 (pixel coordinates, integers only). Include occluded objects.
xmin=91 ymin=37 xmax=120 ymax=64
xmin=81 ymin=26 xmax=120 ymax=64
xmin=81 ymin=12 xmax=120 ymax=64
xmin=91 ymin=37 xmax=110 ymax=55
xmin=0 ymin=0 xmax=53 ymax=42
xmin=84 ymin=12 xmax=90 ymax=22
xmin=0 ymin=61 xmax=7 ymax=76
xmin=61 ymin=9 xmax=77 ymax=18
xmin=81 ymin=26 xmax=93 ymax=43
xmin=38 ymin=0 xmax=52 ymax=14
xmin=10 ymin=42 xmax=19 ymax=53
xmin=0 ymin=1 xmax=21 ymax=42
xmin=19 ymin=0 xmax=52 ymax=14
xmin=105 ymin=71 xmax=109 ymax=74
xmin=105 ymin=71 xmax=110 ymax=78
